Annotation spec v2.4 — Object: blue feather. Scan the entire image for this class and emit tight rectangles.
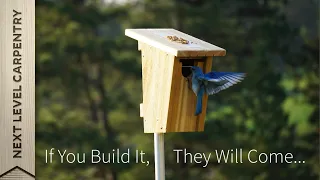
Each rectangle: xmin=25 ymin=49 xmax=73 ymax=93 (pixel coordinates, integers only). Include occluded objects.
xmin=195 ymin=86 xmax=204 ymax=116
xmin=190 ymin=66 xmax=246 ymax=115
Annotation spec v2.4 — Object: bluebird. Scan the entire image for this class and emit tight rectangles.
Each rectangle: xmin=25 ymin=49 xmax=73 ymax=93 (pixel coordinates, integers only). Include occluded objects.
xmin=189 ymin=66 xmax=246 ymax=116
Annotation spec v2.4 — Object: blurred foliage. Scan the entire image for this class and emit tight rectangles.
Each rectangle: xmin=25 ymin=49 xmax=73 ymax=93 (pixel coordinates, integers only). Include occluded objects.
xmin=35 ymin=0 xmax=319 ymax=179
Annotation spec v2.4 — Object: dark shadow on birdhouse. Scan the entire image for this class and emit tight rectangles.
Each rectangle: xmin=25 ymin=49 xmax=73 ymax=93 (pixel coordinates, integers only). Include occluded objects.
xmin=179 ymin=57 xmax=208 ymax=91
xmin=180 ymin=57 xmax=207 ymax=77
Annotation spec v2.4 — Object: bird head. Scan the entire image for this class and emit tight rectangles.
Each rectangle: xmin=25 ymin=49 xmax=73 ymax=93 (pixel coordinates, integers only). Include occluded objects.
xmin=190 ymin=66 xmax=202 ymax=74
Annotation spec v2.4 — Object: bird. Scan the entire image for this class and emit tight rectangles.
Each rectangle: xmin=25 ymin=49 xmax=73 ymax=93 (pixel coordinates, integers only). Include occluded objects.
xmin=189 ymin=66 xmax=246 ymax=116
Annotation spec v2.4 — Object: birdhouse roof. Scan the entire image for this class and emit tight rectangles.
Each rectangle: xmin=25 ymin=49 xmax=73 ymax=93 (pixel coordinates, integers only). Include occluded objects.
xmin=125 ymin=28 xmax=226 ymax=57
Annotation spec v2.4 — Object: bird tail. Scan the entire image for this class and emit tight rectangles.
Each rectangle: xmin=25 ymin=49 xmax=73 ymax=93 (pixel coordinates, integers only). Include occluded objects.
xmin=195 ymin=87 xmax=204 ymax=116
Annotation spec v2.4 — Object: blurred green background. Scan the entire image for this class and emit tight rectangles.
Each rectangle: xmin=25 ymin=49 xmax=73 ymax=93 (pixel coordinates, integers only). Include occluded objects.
xmin=35 ymin=0 xmax=319 ymax=179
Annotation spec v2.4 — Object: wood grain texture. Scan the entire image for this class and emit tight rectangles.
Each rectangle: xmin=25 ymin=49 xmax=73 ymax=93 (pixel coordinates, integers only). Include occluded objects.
xmin=140 ymin=42 xmax=175 ymax=133
xmin=125 ymin=29 xmax=223 ymax=133
xmin=138 ymin=42 xmax=213 ymax=133
xmin=0 ymin=0 xmax=35 ymax=179
xmin=165 ymin=57 xmax=212 ymax=132
xmin=126 ymin=29 xmax=226 ymax=57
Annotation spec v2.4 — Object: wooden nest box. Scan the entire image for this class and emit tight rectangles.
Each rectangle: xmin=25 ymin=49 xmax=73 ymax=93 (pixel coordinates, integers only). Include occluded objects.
xmin=125 ymin=28 xmax=226 ymax=133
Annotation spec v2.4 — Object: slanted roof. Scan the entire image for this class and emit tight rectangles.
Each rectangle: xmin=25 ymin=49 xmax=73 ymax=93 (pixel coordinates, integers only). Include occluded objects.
xmin=125 ymin=28 xmax=226 ymax=57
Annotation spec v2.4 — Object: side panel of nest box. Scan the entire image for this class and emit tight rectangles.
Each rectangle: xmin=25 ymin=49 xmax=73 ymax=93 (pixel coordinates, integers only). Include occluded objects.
xmin=139 ymin=42 xmax=175 ymax=133
xmin=139 ymin=42 xmax=213 ymax=133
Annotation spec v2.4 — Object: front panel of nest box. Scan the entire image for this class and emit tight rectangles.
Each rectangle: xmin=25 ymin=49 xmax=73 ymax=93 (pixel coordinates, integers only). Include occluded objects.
xmin=165 ymin=57 xmax=213 ymax=133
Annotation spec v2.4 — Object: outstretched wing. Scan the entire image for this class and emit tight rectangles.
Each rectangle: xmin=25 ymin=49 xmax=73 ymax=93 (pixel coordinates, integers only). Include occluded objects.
xmin=202 ymin=71 xmax=246 ymax=95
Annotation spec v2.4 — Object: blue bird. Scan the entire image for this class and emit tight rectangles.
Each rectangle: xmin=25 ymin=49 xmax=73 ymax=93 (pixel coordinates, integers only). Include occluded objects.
xmin=190 ymin=66 xmax=246 ymax=116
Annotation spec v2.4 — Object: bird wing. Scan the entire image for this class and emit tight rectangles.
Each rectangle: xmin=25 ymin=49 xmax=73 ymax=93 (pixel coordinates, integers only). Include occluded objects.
xmin=201 ymin=71 xmax=246 ymax=95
